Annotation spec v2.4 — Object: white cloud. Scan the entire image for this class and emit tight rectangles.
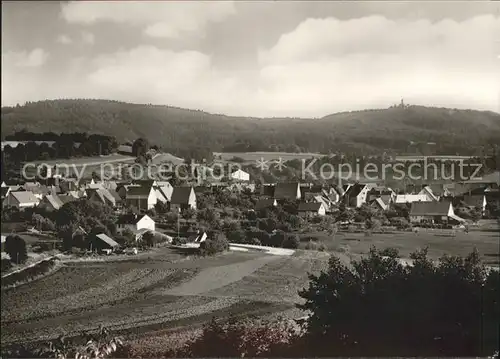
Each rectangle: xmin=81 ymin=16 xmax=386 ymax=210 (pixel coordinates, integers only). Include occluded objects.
xmin=2 ymin=15 xmax=499 ymax=116
xmin=2 ymin=48 xmax=49 ymax=68
xmin=253 ymin=15 xmax=500 ymax=116
xmin=86 ymin=46 xmax=238 ymax=110
xmin=56 ymin=34 xmax=72 ymax=45
xmin=82 ymin=31 xmax=95 ymax=45
xmin=60 ymin=1 xmax=236 ymax=39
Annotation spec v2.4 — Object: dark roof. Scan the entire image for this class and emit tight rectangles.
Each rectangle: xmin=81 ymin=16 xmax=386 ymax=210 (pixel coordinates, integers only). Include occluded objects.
xmin=117 ymin=213 xmax=139 ymax=225
xmin=302 ymin=185 xmax=323 ymax=194
xmin=274 ymin=182 xmax=299 ymax=199
xmin=171 ymin=186 xmax=194 ymax=204
xmin=344 ymin=183 xmax=366 ymax=198
xmin=255 ymin=198 xmax=276 ymax=210
xmin=43 ymin=194 xmax=64 ymax=210
xmin=298 ymin=202 xmax=323 ymax=212
xmin=108 ymin=188 xmax=122 ymax=202
xmin=1 ymin=187 xmax=9 ymax=198
xmin=133 ymin=179 xmax=155 ymax=188
xmin=95 ymin=233 xmax=120 ymax=248
xmin=126 ymin=186 xmax=152 ymax=197
xmin=410 ymin=201 xmax=452 ymax=216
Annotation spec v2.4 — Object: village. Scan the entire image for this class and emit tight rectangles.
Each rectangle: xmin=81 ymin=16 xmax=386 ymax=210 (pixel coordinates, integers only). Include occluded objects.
xmin=1 ymin=150 xmax=499 ymax=265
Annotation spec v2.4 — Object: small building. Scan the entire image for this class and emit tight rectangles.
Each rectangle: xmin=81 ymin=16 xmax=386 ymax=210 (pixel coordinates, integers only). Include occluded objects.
xmin=274 ymin=182 xmax=301 ymax=200
xmin=125 ymin=186 xmax=157 ymax=210
xmin=255 ymin=198 xmax=278 ymax=211
xmin=230 ymin=169 xmax=250 ymax=182
xmin=3 ymin=191 xmax=39 ymax=209
xmin=117 ymin=214 xmax=155 ymax=233
xmin=409 ymin=201 xmax=464 ymax=224
xmin=170 ymin=186 xmax=197 ymax=212
xmin=88 ymin=233 xmax=120 ymax=253
xmin=298 ymin=202 xmax=327 ymax=218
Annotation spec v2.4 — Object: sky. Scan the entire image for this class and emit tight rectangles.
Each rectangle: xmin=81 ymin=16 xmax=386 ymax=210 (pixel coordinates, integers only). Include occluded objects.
xmin=1 ymin=1 xmax=500 ymax=117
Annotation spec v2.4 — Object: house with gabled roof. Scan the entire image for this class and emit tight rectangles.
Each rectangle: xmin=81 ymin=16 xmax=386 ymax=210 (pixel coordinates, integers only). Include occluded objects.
xmin=3 ymin=191 xmax=39 ymax=209
xmin=117 ymin=213 xmax=155 ymax=241
xmin=170 ymin=186 xmax=196 ymax=212
xmin=409 ymin=201 xmax=464 ymax=224
xmin=344 ymin=183 xmax=371 ymax=208
xmin=298 ymin=202 xmax=326 ymax=218
xmin=274 ymin=182 xmax=301 ymax=200
xmin=87 ymin=188 xmax=118 ymax=208
xmin=38 ymin=194 xmax=64 ymax=212
xmin=230 ymin=169 xmax=250 ymax=182
xmin=367 ymin=187 xmax=396 ymax=204
xmin=125 ymin=185 xmax=157 ymax=210
xmin=88 ymin=233 xmax=120 ymax=253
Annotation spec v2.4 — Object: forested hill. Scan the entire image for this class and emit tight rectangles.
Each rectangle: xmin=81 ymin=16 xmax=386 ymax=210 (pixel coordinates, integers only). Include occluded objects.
xmin=2 ymin=99 xmax=500 ymax=155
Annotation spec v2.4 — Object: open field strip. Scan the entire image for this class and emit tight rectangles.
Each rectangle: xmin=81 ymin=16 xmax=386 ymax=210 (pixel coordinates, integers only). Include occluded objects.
xmin=2 ymin=250 xmax=312 ymax=346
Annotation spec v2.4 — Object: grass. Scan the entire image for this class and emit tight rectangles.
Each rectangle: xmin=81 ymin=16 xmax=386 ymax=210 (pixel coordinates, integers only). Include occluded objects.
xmin=299 ymin=224 xmax=499 ymax=266
xmin=214 ymin=151 xmax=325 ymax=163
xmin=0 ymin=249 xmax=293 ymax=346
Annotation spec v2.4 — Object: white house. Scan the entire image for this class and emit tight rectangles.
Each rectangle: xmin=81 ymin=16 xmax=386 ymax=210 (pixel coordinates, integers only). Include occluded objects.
xmin=3 ymin=191 xmax=39 ymax=209
xmin=136 ymin=214 xmax=155 ymax=232
xmin=230 ymin=169 xmax=250 ymax=182
xmin=117 ymin=214 xmax=156 ymax=241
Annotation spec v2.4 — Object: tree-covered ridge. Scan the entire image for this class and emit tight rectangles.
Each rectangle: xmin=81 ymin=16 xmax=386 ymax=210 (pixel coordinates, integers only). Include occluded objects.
xmin=2 ymin=99 xmax=500 ymax=155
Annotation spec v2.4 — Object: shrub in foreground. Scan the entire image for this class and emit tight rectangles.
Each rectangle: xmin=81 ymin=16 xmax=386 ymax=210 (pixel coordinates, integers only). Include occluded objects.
xmin=199 ymin=232 xmax=229 ymax=256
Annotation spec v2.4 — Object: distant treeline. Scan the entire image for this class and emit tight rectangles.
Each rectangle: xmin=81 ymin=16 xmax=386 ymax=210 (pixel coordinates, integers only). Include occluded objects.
xmin=2 ymin=99 xmax=500 ymax=157
xmin=2 ymin=131 xmax=118 ymax=162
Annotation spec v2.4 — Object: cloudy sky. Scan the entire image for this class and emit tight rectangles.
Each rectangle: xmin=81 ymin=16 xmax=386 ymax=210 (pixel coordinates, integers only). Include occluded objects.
xmin=2 ymin=1 xmax=499 ymax=117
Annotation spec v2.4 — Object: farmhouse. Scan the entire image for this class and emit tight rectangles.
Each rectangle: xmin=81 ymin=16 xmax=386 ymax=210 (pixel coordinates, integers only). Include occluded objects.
xmin=3 ymin=191 xmax=39 ymax=209
xmin=409 ymin=201 xmax=464 ymax=224
xmin=170 ymin=186 xmax=197 ymax=212
xmin=230 ymin=169 xmax=250 ymax=182
xmin=274 ymin=182 xmax=301 ymax=200
xmin=125 ymin=186 xmax=157 ymax=210
xmin=298 ymin=202 xmax=326 ymax=218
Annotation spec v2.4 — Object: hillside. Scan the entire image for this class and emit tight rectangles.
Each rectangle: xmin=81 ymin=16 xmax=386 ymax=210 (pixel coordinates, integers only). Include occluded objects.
xmin=2 ymin=99 xmax=499 ymax=155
